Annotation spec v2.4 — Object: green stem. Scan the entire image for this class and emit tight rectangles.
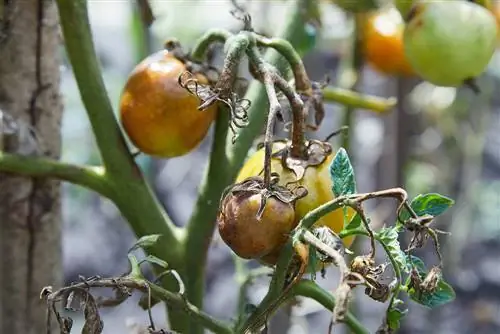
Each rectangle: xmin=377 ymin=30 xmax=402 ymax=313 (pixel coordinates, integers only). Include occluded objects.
xmin=255 ymin=36 xmax=312 ymax=92
xmin=322 ymin=87 xmax=396 ymax=113
xmin=56 ymin=0 xmax=136 ymax=179
xmin=340 ymin=13 xmax=365 ymax=150
xmin=0 ymin=152 xmax=112 ymax=198
xmin=289 ymin=280 xmax=370 ymax=334
xmin=148 ymin=283 xmax=233 ymax=334
xmin=181 ymin=108 xmax=230 ymax=334
xmin=56 ymin=0 xmax=183 ymax=293
xmin=184 ymin=0 xmax=318 ymax=332
xmin=190 ymin=28 xmax=232 ymax=62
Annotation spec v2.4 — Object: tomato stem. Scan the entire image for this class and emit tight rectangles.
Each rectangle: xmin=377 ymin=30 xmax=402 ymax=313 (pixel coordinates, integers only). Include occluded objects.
xmin=215 ymin=34 xmax=250 ymax=95
xmin=190 ymin=28 xmax=232 ymax=63
xmin=256 ymin=36 xmax=313 ymax=94
xmin=322 ymin=86 xmax=396 ymax=113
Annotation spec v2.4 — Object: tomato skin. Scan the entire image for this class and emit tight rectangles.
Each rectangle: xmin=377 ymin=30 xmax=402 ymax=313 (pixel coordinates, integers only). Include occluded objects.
xmin=236 ymin=142 xmax=356 ymax=260
xmin=403 ymin=1 xmax=497 ymax=87
xmin=363 ymin=7 xmax=414 ymax=77
xmin=217 ymin=191 xmax=296 ymax=260
xmin=119 ymin=50 xmax=216 ymax=158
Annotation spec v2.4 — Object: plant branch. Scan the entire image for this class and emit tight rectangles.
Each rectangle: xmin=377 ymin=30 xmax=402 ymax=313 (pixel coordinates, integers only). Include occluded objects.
xmin=184 ymin=0 xmax=319 ymax=331
xmin=190 ymin=28 xmax=232 ymax=62
xmin=42 ymin=276 xmax=232 ymax=334
xmin=322 ymin=86 xmax=397 ymax=113
xmin=56 ymin=0 xmax=137 ymax=179
xmin=255 ymin=36 xmax=312 ymax=93
xmin=339 ymin=13 xmax=365 ymax=150
xmin=289 ymin=280 xmax=370 ymax=334
xmin=182 ymin=108 xmax=230 ymax=334
xmin=246 ymin=44 xmax=306 ymax=159
xmin=56 ymin=0 xmax=183 ymax=300
xmin=241 ymin=187 xmax=414 ymax=331
xmin=0 ymin=152 xmax=112 ymax=198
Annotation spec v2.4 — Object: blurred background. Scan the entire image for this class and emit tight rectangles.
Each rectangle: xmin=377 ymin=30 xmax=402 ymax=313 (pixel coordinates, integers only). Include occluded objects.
xmin=60 ymin=1 xmax=500 ymax=333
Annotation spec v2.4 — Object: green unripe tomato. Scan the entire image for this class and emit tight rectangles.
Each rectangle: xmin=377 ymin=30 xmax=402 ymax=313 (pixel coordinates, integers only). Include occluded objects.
xmin=403 ymin=1 xmax=497 ymax=87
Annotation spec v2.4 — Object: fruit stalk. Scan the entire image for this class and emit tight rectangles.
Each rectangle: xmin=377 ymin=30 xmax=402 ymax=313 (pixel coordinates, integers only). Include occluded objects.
xmin=214 ymin=34 xmax=250 ymax=96
xmin=190 ymin=28 xmax=232 ymax=62
xmin=246 ymin=44 xmax=307 ymax=185
xmin=339 ymin=13 xmax=365 ymax=149
xmin=322 ymin=86 xmax=396 ymax=113
xmin=256 ymin=36 xmax=313 ymax=94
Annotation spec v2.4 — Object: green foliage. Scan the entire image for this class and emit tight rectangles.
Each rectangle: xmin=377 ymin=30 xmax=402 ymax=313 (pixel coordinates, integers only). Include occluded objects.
xmin=406 ymin=256 xmax=456 ymax=309
xmin=386 ymin=305 xmax=408 ymax=331
xmin=376 ymin=226 xmax=408 ymax=274
xmin=401 ymin=193 xmax=455 ymax=221
xmin=330 ymin=147 xmax=357 ymax=197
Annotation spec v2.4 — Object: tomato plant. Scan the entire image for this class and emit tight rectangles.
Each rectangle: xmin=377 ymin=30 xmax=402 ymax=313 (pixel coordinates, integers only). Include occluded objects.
xmin=2 ymin=1 xmax=470 ymax=333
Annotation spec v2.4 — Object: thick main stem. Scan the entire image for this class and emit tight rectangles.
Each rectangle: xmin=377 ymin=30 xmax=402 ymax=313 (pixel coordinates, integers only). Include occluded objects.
xmin=184 ymin=1 xmax=320 ymax=333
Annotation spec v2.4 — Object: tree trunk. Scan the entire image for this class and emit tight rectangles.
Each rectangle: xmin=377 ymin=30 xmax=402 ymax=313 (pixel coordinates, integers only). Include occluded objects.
xmin=0 ymin=1 xmax=63 ymax=333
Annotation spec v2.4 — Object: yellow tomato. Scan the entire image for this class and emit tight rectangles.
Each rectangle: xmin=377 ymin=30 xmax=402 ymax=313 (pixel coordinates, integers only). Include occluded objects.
xmin=119 ymin=49 xmax=216 ymax=158
xmin=236 ymin=141 xmax=356 ymax=266
xmin=363 ymin=7 xmax=415 ymax=77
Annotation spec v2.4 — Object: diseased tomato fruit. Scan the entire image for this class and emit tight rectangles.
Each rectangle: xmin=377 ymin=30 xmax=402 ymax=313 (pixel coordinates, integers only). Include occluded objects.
xmin=236 ymin=141 xmax=356 ymax=266
xmin=363 ymin=7 xmax=414 ymax=77
xmin=119 ymin=49 xmax=216 ymax=157
xmin=403 ymin=1 xmax=497 ymax=87
xmin=216 ymin=179 xmax=297 ymax=260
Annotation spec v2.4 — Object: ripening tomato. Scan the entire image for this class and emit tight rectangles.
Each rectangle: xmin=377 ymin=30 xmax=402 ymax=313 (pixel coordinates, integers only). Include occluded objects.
xmin=363 ymin=7 xmax=414 ymax=77
xmin=119 ymin=49 xmax=216 ymax=158
xmin=403 ymin=1 xmax=497 ymax=87
xmin=236 ymin=141 xmax=357 ymax=266
xmin=217 ymin=188 xmax=296 ymax=260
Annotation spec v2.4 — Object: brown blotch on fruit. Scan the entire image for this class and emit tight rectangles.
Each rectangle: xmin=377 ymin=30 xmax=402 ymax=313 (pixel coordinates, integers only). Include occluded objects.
xmin=217 ymin=176 xmax=306 ymax=260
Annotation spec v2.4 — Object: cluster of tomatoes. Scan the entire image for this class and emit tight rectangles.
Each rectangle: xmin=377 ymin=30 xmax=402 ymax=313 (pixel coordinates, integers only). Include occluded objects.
xmin=118 ymin=46 xmax=354 ymax=269
xmin=356 ymin=0 xmax=499 ymax=85
xmin=117 ymin=0 xmax=500 ymax=271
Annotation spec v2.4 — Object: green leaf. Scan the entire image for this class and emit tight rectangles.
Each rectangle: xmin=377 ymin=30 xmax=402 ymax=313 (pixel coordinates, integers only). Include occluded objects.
xmin=330 ymin=147 xmax=356 ymax=197
xmin=129 ymin=234 xmax=162 ymax=252
xmin=406 ymin=257 xmax=456 ymax=308
xmin=341 ymin=214 xmax=364 ymax=233
xmin=400 ymin=193 xmax=455 ymax=221
xmin=408 ymin=279 xmax=456 ymax=309
xmin=407 ymin=255 xmax=426 ymax=273
xmin=387 ymin=307 xmax=408 ymax=330
xmin=376 ymin=227 xmax=408 ymax=273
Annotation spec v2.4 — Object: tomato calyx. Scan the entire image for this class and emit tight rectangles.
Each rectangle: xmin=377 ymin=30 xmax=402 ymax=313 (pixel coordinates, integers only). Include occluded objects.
xmin=164 ymin=38 xmax=220 ymax=86
xmin=221 ymin=175 xmax=307 ymax=220
xmin=268 ymin=139 xmax=332 ymax=181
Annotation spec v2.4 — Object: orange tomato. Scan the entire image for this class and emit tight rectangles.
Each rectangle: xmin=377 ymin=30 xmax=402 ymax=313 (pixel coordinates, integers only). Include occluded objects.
xmin=119 ymin=50 xmax=216 ymax=158
xmin=363 ymin=7 xmax=414 ymax=77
